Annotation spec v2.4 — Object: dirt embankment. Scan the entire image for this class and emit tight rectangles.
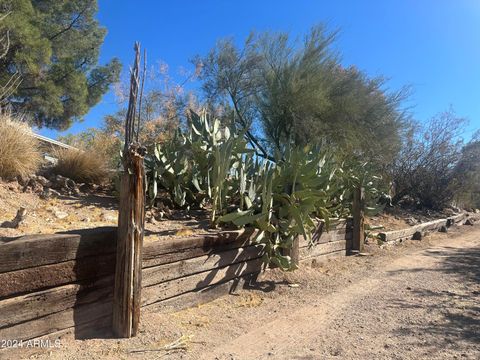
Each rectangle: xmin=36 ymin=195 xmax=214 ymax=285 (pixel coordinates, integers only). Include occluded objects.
xmin=1 ymin=178 xmax=463 ymax=241
xmin=0 ymin=181 xmax=212 ymax=242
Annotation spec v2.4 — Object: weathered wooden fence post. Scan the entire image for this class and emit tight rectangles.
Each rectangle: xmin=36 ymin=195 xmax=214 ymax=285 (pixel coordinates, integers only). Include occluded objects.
xmin=113 ymin=43 xmax=146 ymax=338
xmin=284 ymin=237 xmax=300 ymax=268
xmin=352 ymin=186 xmax=365 ymax=252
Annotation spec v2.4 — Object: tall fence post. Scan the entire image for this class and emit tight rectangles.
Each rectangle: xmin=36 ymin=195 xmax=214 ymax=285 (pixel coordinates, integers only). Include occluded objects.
xmin=352 ymin=186 xmax=365 ymax=253
xmin=113 ymin=43 xmax=146 ymax=338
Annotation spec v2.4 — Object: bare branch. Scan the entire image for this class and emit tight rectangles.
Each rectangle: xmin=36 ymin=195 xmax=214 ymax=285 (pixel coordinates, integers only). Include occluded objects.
xmin=0 ymin=30 xmax=10 ymax=59
xmin=136 ymin=48 xmax=147 ymax=142
xmin=124 ymin=42 xmax=141 ymax=149
xmin=48 ymin=6 xmax=90 ymax=41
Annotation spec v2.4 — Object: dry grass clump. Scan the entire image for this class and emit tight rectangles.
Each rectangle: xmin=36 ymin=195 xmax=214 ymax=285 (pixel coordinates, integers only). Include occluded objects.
xmin=53 ymin=148 xmax=110 ymax=184
xmin=0 ymin=115 xmax=41 ymax=179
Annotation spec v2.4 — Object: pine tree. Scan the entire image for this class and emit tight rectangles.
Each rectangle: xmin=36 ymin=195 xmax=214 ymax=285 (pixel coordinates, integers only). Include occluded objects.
xmin=0 ymin=0 xmax=120 ymax=129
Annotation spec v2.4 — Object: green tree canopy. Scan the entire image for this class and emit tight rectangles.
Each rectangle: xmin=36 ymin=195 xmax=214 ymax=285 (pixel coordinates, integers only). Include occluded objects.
xmin=0 ymin=0 xmax=120 ymax=129
xmin=198 ymin=25 xmax=409 ymax=168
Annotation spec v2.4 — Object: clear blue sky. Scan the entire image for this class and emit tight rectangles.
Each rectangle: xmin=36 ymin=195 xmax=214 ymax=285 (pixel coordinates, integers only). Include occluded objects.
xmin=40 ymin=0 xmax=480 ymax=140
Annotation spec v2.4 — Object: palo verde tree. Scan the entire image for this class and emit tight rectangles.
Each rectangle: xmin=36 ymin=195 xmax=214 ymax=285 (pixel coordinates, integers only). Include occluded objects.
xmin=0 ymin=0 xmax=120 ymax=129
xmin=197 ymin=25 xmax=409 ymax=169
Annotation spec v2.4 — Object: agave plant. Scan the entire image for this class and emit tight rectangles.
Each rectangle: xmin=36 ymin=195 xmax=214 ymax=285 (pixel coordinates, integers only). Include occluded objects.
xmin=332 ymin=158 xmax=387 ymax=217
xmin=145 ymin=130 xmax=192 ymax=207
xmin=218 ymin=145 xmax=340 ymax=270
xmin=145 ymin=110 xmax=253 ymax=224
xmin=145 ymin=109 xmax=383 ymax=271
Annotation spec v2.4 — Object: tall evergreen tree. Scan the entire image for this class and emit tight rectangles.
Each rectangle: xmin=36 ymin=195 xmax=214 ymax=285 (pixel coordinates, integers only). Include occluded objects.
xmin=0 ymin=0 xmax=120 ymax=129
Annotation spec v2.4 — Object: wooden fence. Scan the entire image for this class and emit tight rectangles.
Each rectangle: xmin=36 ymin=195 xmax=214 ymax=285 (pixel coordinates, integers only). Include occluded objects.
xmin=299 ymin=218 xmax=353 ymax=262
xmin=0 ymin=220 xmax=352 ymax=342
xmin=377 ymin=213 xmax=468 ymax=243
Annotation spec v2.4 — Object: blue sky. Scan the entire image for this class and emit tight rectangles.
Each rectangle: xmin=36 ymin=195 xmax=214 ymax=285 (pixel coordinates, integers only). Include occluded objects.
xmin=40 ymin=0 xmax=480 ymax=140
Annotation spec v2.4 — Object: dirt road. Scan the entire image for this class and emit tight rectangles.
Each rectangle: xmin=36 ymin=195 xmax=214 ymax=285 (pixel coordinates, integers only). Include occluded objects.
xmin=16 ymin=224 xmax=480 ymax=360
xmin=201 ymin=226 xmax=480 ymax=360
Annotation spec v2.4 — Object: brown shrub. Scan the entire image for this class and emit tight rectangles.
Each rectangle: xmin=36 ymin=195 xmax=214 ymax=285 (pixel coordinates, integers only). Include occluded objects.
xmin=53 ymin=148 xmax=110 ymax=184
xmin=0 ymin=115 xmax=41 ymax=179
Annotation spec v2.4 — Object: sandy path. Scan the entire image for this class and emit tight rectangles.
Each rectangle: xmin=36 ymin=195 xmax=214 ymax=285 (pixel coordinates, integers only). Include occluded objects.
xmin=9 ymin=224 xmax=480 ymax=360
xmin=203 ymin=226 xmax=480 ymax=360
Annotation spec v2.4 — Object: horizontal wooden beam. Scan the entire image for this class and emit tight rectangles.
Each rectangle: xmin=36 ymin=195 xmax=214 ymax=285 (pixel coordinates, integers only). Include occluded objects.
xmin=0 ymin=227 xmax=116 ymax=273
xmin=300 ymin=240 xmax=348 ymax=260
xmin=142 ymin=228 xmax=257 ymax=268
xmin=144 ymin=273 xmax=257 ymax=314
xmin=298 ymin=228 xmax=351 ymax=248
xmin=378 ymin=219 xmax=447 ymax=242
xmin=0 ymin=255 xmax=115 ymax=299
xmin=0 ymin=277 xmax=113 ymax=328
xmin=142 ymin=257 xmax=263 ymax=307
xmin=377 ymin=214 xmax=470 ymax=242
xmin=143 ymin=245 xmax=264 ymax=287
xmin=0 ymin=300 xmax=112 ymax=341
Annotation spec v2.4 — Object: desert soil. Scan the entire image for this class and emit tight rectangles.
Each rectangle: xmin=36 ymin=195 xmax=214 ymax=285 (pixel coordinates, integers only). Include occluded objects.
xmin=0 ymin=179 xmax=438 ymax=243
xmin=0 ymin=181 xmax=213 ymax=242
xmin=10 ymin=223 xmax=479 ymax=360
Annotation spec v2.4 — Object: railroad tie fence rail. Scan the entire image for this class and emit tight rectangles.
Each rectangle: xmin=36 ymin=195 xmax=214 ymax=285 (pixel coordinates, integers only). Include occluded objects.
xmin=0 ymin=217 xmax=353 ymax=343
xmin=377 ymin=213 xmax=470 ymax=243
xmin=1 ymin=205 xmax=475 ymax=344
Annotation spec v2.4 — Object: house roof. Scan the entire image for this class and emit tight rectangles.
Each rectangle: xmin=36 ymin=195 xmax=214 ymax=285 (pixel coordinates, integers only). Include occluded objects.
xmin=31 ymin=133 xmax=78 ymax=151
